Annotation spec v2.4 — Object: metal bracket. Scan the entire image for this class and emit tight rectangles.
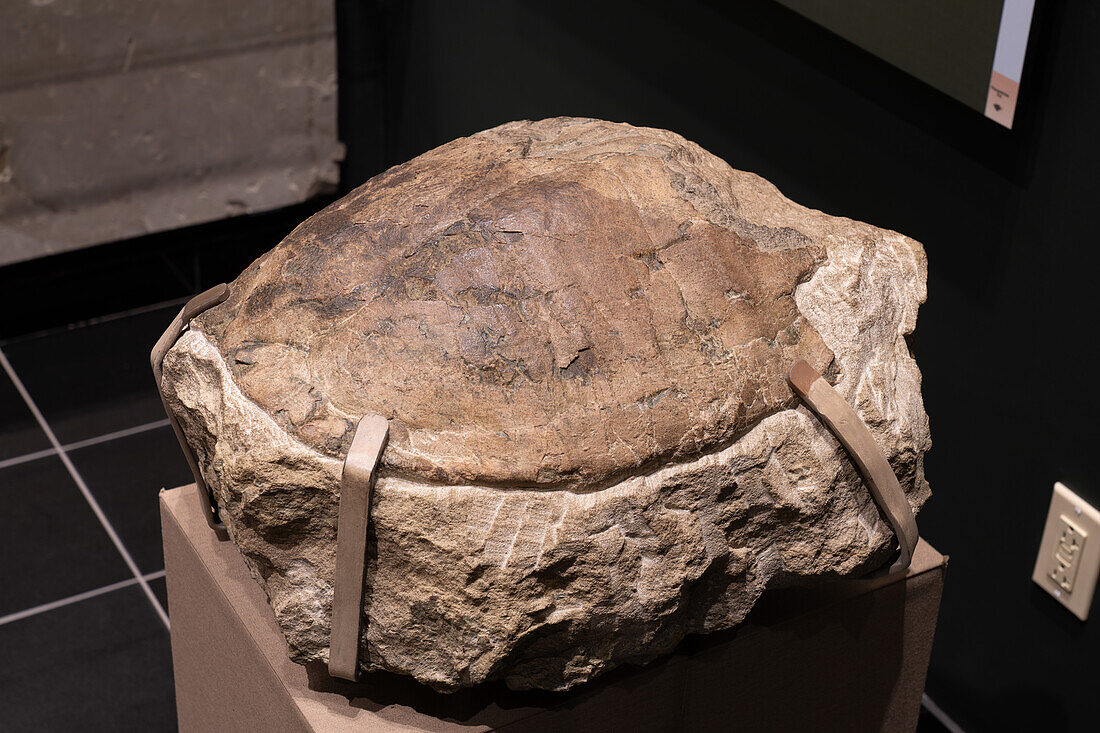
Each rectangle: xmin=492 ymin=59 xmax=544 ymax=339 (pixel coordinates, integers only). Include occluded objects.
xmin=787 ymin=360 xmax=919 ymax=575
xmin=329 ymin=414 xmax=389 ymax=681
xmin=150 ymin=283 xmax=230 ymax=531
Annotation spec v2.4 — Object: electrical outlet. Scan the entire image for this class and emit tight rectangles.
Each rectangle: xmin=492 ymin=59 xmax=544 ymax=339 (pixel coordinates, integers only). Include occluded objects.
xmin=1033 ymin=483 xmax=1100 ymax=620
xmin=1049 ymin=515 xmax=1086 ymax=592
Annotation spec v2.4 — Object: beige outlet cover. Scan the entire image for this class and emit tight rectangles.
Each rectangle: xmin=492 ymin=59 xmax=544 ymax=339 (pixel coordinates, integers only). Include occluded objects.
xmin=1033 ymin=482 xmax=1100 ymax=620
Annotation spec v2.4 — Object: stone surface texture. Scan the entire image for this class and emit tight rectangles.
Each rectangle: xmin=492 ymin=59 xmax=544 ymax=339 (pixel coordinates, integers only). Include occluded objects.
xmin=159 ymin=118 xmax=931 ymax=692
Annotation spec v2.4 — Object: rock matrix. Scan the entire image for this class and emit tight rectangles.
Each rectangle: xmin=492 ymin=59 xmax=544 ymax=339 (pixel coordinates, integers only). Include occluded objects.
xmin=159 ymin=117 xmax=931 ymax=691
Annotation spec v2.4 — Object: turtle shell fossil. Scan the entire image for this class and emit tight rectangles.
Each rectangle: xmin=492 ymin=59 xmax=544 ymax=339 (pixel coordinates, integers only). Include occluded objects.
xmin=159 ymin=117 xmax=931 ymax=691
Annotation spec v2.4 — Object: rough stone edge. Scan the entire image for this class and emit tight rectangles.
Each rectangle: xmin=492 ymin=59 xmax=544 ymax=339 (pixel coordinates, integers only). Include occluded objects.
xmin=158 ymin=158 xmax=931 ymax=691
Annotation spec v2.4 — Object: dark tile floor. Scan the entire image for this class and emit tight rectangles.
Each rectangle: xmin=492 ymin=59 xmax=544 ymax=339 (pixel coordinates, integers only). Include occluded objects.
xmin=0 ymin=301 xmax=192 ymax=732
xmin=0 ymin=295 xmax=960 ymax=732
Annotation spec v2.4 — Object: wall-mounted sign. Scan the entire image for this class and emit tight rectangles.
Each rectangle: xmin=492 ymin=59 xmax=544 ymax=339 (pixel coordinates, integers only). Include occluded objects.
xmin=776 ymin=0 xmax=1036 ymax=129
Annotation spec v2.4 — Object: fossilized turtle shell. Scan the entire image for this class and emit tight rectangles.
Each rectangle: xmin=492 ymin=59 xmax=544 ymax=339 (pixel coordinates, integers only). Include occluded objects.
xmin=196 ymin=117 xmax=834 ymax=490
xmin=162 ymin=118 xmax=931 ymax=692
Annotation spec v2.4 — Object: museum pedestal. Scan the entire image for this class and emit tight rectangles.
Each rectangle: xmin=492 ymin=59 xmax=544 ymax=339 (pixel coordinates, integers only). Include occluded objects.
xmin=160 ymin=484 xmax=946 ymax=733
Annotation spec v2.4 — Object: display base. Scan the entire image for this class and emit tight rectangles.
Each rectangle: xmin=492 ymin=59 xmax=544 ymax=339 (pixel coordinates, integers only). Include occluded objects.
xmin=161 ymin=484 xmax=945 ymax=732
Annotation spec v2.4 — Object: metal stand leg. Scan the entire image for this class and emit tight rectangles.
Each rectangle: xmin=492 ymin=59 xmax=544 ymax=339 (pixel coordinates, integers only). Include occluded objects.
xmin=150 ymin=283 xmax=230 ymax=530
xmin=787 ymin=360 xmax=919 ymax=575
xmin=329 ymin=414 xmax=389 ymax=681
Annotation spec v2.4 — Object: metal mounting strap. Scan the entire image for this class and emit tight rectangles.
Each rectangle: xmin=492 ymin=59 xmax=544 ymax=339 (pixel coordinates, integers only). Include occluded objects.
xmin=150 ymin=283 xmax=230 ymax=530
xmin=329 ymin=414 xmax=390 ymax=681
xmin=786 ymin=360 xmax=919 ymax=576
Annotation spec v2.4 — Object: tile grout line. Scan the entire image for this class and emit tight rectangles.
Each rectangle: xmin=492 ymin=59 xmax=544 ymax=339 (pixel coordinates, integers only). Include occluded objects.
xmin=159 ymin=250 xmax=197 ymax=293
xmin=0 ymin=578 xmax=142 ymax=627
xmin=0 ymin=570 xmax=166 ymax=628
xmin=0 ymin=417 xmax=173 ymax=471
xmin=0 ymin=446 xmax=57 ymax=471
xmin=0 ymin=347 xmax=170 ymax=630
xmin=921 ymin=693 xmax=967 ymax=733
xmin=63 ymin=417 xmax=172 ymax=452
xmin=0 ymin=295 xmax=191 ymax=349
